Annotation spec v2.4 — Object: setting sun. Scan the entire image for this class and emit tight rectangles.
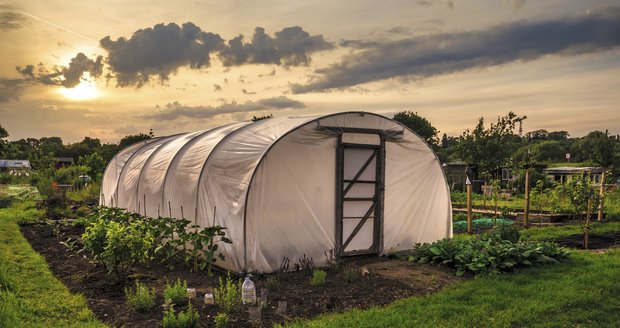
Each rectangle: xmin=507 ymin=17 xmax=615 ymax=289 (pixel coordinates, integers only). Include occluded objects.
xmin=59 ymin=77 xmax=99 ymax=101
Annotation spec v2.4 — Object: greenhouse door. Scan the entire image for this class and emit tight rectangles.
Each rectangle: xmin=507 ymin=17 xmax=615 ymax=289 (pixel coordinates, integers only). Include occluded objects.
xmin=336 ymin=132 xmax=385 ymax=256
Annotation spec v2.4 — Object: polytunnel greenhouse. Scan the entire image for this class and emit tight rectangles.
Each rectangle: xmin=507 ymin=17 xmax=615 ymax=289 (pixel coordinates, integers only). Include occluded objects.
xmin=100 ymin=111 xmax=452 ymax=273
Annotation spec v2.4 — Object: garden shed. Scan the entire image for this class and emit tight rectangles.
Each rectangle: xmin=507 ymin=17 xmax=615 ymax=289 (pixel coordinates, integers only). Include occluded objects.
xmin=100 ymin=112 xmax=452 ymax=273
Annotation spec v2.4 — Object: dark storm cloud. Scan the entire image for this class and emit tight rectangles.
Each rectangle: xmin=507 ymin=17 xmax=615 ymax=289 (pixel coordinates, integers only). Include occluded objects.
xmin=100 ymin=22 xmax=225 ymax=87
xmin=219 ymin=26 xmax=334 ymax=67
xmin=96 ymin=23 xmax=331 ymax=87
xmin=291 ymin=8 xmax=620 ymax=93
xmin=0 ymin=78 xmax=25 ymax=102
xmin=0 ymin=11 xmax=25 ymax=30
xmin=144 ymin=96 xmax=305 ymax=120
xmin=17 ymin=53 xmax=103 ymax=88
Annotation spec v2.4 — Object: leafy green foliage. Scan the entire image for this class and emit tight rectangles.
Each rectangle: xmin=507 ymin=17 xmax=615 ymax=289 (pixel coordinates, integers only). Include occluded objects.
xmin=164 ymin=279 xmax=188 ymax=305
xmin=393 ymin=111 xmax=439 ymax=148
xmin=81 ymin=212 xmax=154 ymax=278
xmin=488 ymin=224 xmax=521 ymax=243
xmin=453 ymin=217 xmax=513 ymax=233
xmin=214 ymin=313 xmax=229 ymax=328
xmin=310 ymin=270 xmax=327 ymax=286
xmin=455 ymin=112 xmax=527 ymax=174
xmin=162 ymin=301 xmax=199 ymax=328
xmin=124 ymin=280 xmax=155 ymax=311
xmin=80 ymin=207 xmax=232 ymax=276
xmin=214 ymin=273 xmax=242 ymax=315
xmin=409 ymin=236 xmax=569 ymax=276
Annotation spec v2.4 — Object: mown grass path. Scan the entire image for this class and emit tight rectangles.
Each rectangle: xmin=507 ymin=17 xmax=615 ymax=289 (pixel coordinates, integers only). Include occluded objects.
xmin=0 ymin=202 xmax=104 ymax=328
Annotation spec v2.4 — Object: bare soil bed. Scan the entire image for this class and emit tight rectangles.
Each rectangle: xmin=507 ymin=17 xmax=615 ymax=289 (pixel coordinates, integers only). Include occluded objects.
xmin=20 ymin=222 xmax=462 ymax=327
xmin=554 ymin=232 xmax=620 ymax=250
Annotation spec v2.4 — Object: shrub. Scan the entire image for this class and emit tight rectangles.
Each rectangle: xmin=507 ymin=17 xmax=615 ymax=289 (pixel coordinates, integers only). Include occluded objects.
xmin=103 ymin=221 xmax=154 ymax=276
xmin=342 ymin=266 xmax=359 ymax=283
xmin=214 ymin=312 xmax=229 ymax=328
xmin=488 ymin=224 xmax=520 ymax=243
xmin=125 ymin=280 xmax=155 ymax=311
xmin=214 ymin=273 xmax=241 ymax=314
xmin=310 ymin=270 xmax=327 ymax=286
xmin=162 ymin=302 xmax=199 ymax=328
xmin=409 ymin=236 xmax=570 ymax=276
xmin=164 ymin=278 xmax=188 ymax=305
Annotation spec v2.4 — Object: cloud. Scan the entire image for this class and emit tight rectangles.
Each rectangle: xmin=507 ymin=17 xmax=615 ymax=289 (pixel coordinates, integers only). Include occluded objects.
xmin=20 ymin=23 xmax=332 ymax=89
xmin=0 ymin=78 xmax=25 ymax=102
xmin=291 ymin=8 xmax=620 ymax=93
xmin=100 ymin=22 xmax=225 ymax=87
xmin=144 ymin=96 xmax=305 ymax=120
xmin=0 ymin=11 xmax=25 ymax=30
xmin=17 ymin=53 xmax=103 ymax=88
xmin=219 ymin=26 xmax=334 ymax=67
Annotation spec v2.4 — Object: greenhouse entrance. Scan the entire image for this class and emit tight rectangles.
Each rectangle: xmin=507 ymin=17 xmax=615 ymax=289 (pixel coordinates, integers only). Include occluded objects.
xmin=336 ymin=132 xmax=385 ymax=256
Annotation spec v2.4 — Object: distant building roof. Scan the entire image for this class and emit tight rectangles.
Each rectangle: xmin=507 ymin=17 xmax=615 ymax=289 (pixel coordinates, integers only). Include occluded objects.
xmin=543 ymin=166 xmax=604 ymax=175
xmin=0 ymin=160 xmax=32 ymax=168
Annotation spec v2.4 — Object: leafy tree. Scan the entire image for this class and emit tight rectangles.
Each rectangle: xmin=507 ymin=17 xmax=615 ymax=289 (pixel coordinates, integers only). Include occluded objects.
xmin=514 ymin=140 xmax=567 ymax=163
xmin=0 ymin=125 xmax=9 ymax=157
xmin=79 ymin=152 xmax=107 ymax=181
xmin=393 ymin=111 xmax=439 ymax=148
xmin=118 ymin=129 xmax=154 ymax=149
xmin=562 ymin=174 xmax=601 ymax=249
xmin=570 ymin=130 xmax=617 ymax=167
xmin=251 ymin=114 xmax=273 ymax=121
xmin=455 ymin=112 xmax=527 ymax=176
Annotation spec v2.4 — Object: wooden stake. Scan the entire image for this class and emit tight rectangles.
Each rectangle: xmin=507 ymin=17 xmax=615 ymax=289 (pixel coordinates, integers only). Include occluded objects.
xmin=598 ymin=171 xmax=606 ymax=222
xmin=466 ymin=183 xmax=472 ymax=234
xmin=523 ymin=168 xmax=530 ymax=226
xmin=168 ymin=201 xmax=172 ymax=217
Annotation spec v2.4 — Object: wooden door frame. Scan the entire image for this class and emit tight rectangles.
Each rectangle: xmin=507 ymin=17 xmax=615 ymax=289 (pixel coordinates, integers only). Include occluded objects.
xmin=335 ymin=132 xmax=385 ymax=257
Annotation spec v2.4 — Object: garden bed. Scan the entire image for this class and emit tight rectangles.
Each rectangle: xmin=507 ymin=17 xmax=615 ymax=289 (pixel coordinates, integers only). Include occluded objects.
xmin=20 ymin=222 xmax=461 ymax=327
xmin=554 ymin=232 xmax=620 ymax=250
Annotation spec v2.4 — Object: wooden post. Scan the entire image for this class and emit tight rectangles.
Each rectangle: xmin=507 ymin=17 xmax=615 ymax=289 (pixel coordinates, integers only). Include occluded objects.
xmin=467 ymin=183 xmax=473 ymax=234
xmin=598 ymin=171 xmax=606 ymax=222
xmin=523 ymin=168 xmax=530 ymax=226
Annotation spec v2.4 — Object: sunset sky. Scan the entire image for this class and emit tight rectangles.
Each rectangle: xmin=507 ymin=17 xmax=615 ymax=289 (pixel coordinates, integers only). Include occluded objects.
xmin=1 ymin=0 xmax=619 ymax=143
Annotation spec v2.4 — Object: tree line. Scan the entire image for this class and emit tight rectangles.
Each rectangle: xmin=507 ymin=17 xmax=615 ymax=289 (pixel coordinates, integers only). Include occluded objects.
xmin=393 ymin=111 xmax=620 ymax=179
xmin=1 ymin=111 xmax=619 ymax=182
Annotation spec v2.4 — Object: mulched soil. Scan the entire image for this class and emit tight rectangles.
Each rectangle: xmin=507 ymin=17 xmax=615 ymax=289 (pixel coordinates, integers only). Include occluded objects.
xmin=20 ymin=222 xmax=462 ymax=327
xmin=554 ymin=231 xmax=620 ymax=250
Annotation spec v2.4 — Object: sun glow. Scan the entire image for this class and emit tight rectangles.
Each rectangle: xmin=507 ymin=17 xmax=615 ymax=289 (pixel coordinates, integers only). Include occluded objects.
xmin=59 ymin=77 xmax=99 ymax=101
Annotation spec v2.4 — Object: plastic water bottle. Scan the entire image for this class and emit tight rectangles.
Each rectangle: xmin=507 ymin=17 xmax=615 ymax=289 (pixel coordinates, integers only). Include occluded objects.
xmin=241 ymin=276 xmax=256 ymax=305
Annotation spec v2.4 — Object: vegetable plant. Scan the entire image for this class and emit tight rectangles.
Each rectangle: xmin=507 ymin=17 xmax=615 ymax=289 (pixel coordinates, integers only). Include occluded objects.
xmin=164 ymin=278 xmax=188 ymax=305
xmin=125 ymin=280 xmax=155 ymax=312
xmin=214 ymin=273 xmax=241 ymax=315
xmin=310 ymin=270 xmax=327 ymax=286
xmin=409 ymin=235 xmax=569 ymax=277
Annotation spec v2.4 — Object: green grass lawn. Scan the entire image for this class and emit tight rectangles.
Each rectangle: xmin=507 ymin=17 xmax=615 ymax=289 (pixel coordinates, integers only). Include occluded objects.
xmin=290 ymin=221 xmax=620 ymax=328
xmin=521 ymin=221 xmax=620 ymax=241
xmin=287 ymin=249 xmax=620 ymax=328
xmin=0 ymin=202 xmax=104 ymax=328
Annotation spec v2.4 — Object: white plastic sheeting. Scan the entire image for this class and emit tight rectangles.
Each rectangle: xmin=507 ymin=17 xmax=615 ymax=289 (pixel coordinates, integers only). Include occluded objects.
xmin=100 ymin=112 xmax=452 ymax=273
